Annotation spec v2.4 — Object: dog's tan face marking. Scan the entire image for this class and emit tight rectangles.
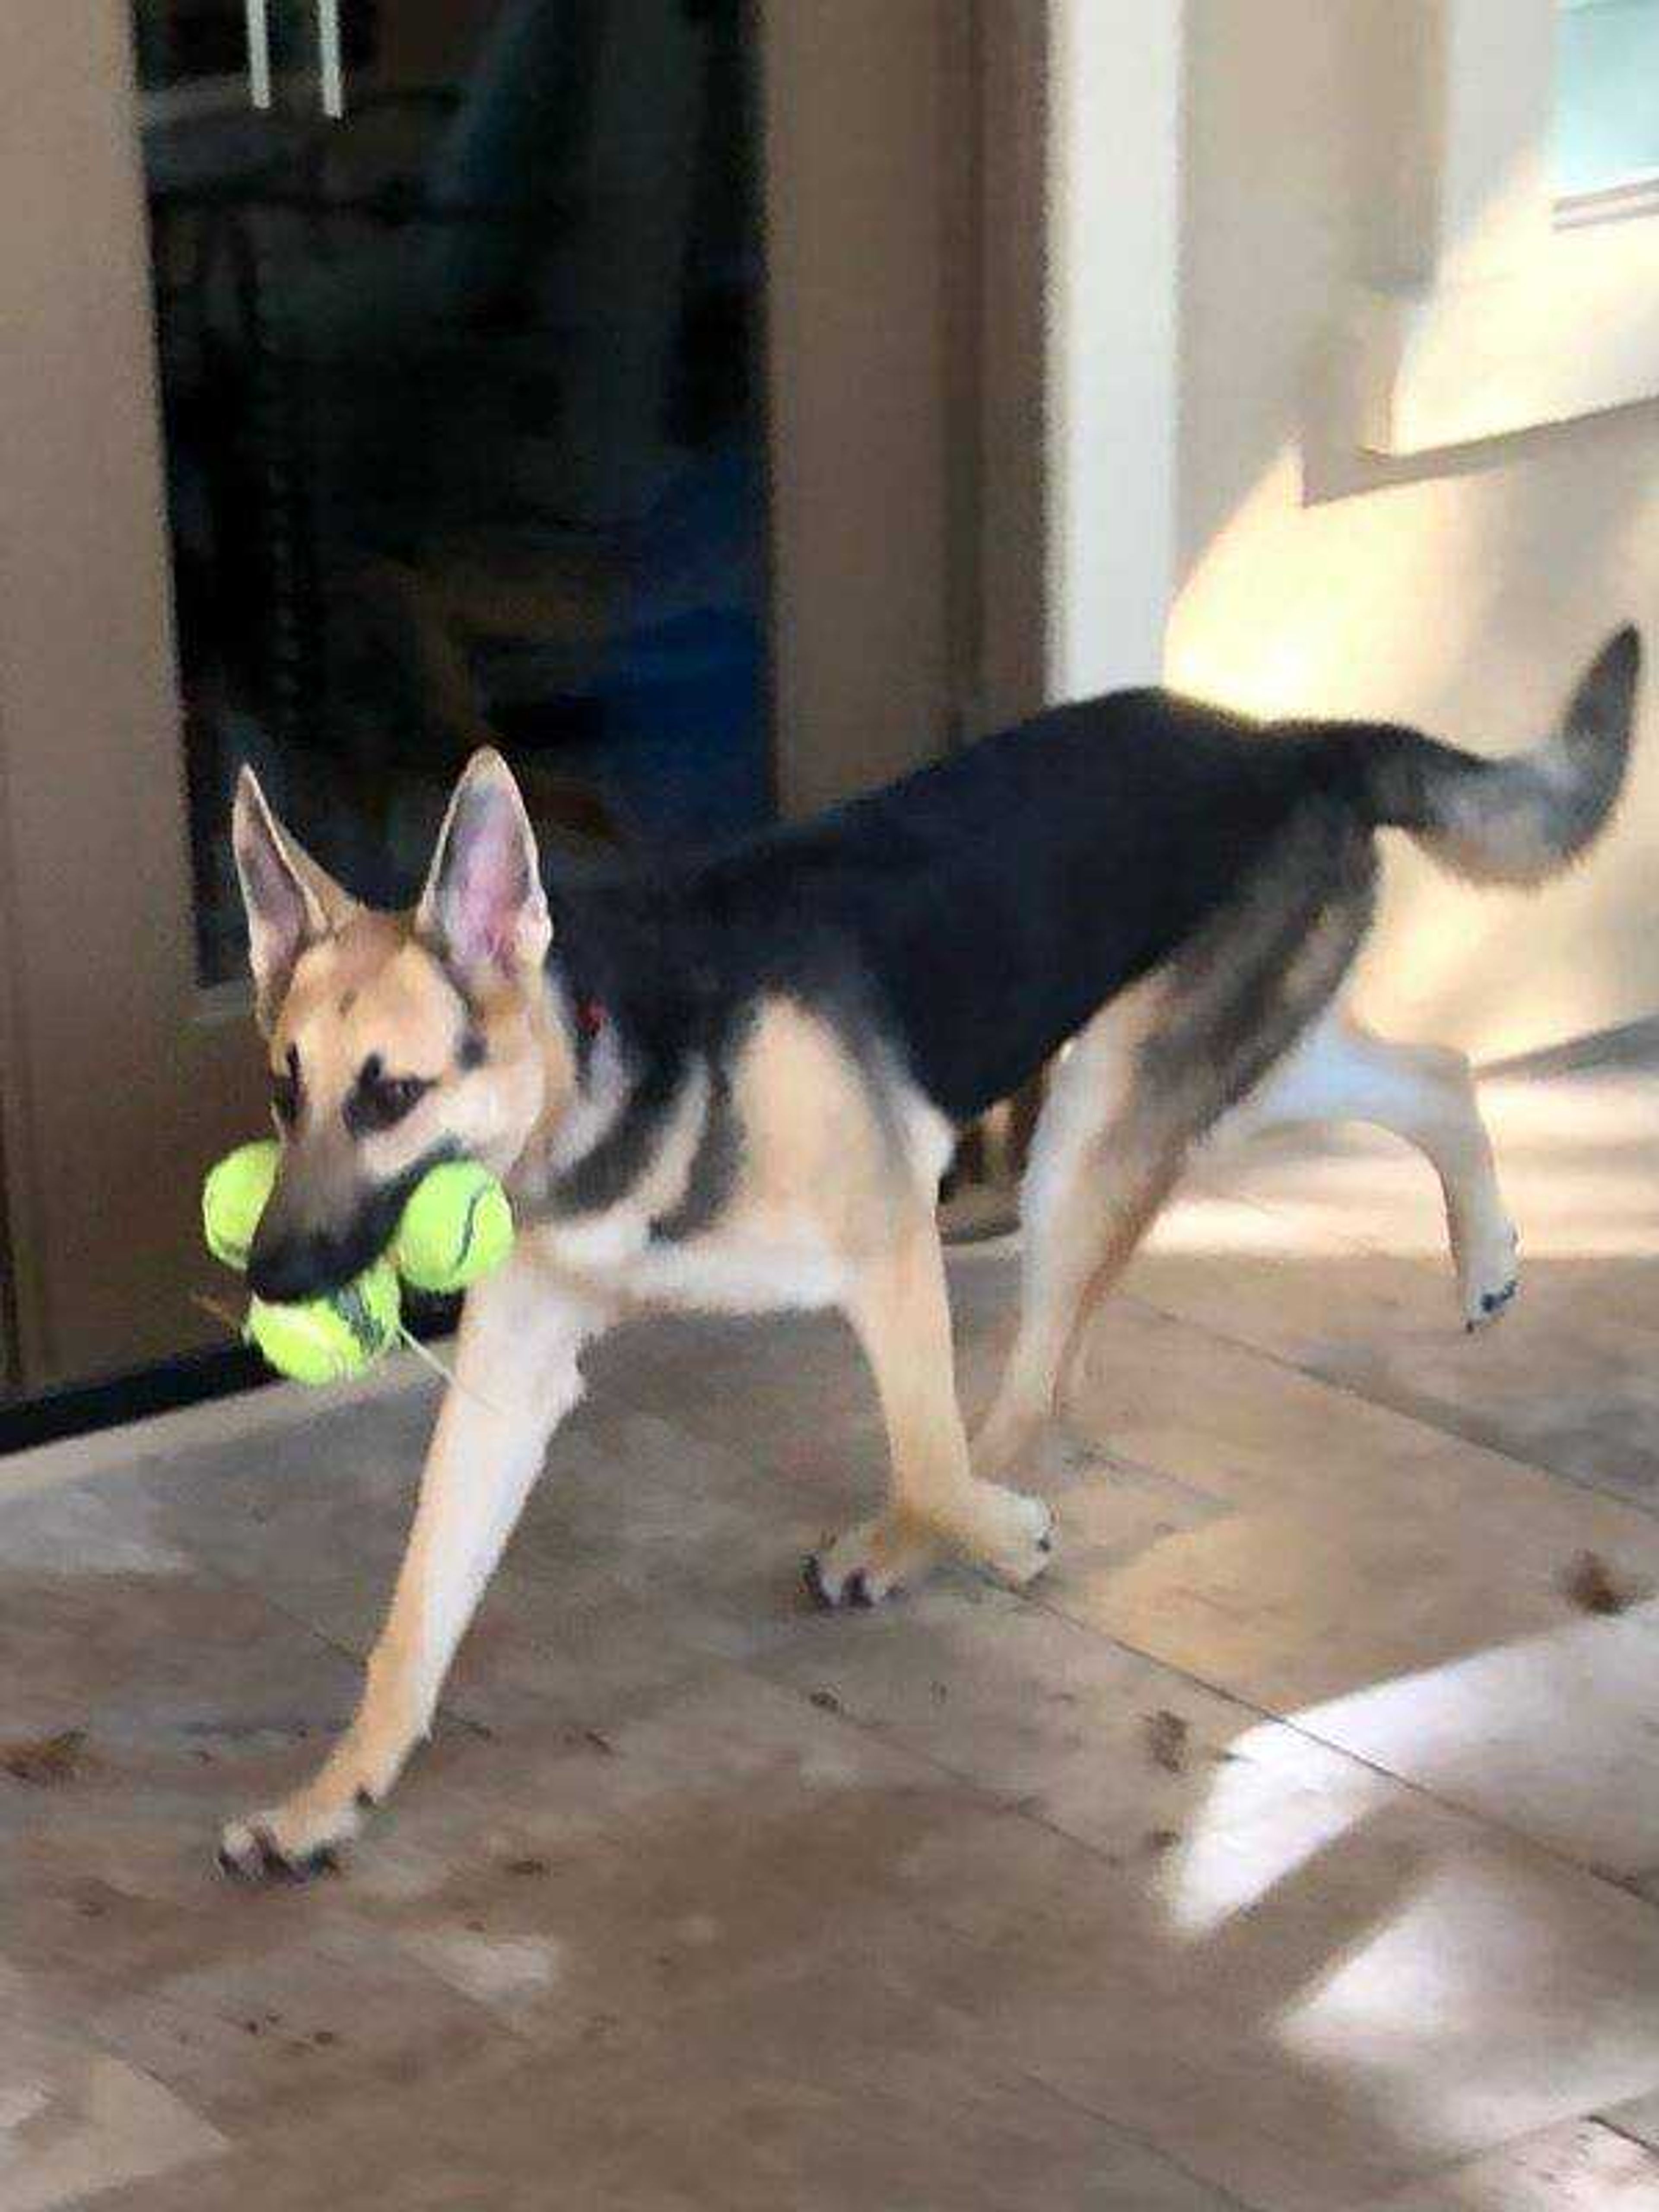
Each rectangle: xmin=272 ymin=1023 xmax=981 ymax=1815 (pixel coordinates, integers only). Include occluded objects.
xmin=273 ymin=925 xmax=551 ymax=1172
xmin=274 ymin=920 xmax=474 ymax=1166
xmin=232 ymin=753 xmax=568 ymax=1297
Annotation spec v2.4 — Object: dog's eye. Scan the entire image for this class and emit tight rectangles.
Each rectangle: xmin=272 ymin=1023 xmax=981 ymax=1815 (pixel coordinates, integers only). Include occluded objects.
xmin=271 ymin=1049 xmax=302 ymax=1129
xmin=346 ymin=1065 xmax=433 ymax=1136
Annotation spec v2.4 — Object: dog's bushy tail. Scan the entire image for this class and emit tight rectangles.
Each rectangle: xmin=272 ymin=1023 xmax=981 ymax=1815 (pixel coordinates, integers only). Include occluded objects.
xmin=1341 ymin=627 xmax=1641 ymax=886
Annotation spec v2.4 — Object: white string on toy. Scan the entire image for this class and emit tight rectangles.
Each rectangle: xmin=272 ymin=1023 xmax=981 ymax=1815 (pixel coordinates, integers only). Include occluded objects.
xmin=394 ymin=1321 xmax=509 ymax=1416
xmin=191 ymin=1291 xmax=246 ymax=1337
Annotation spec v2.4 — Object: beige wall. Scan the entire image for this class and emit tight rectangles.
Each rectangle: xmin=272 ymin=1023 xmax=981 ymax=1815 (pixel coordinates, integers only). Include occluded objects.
xmin=1168 ymin=0 xmax=1659 ymax=1061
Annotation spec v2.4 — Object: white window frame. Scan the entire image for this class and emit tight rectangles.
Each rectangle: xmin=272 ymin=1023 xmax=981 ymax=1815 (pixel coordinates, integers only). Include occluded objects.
xmin=1353 ymin=0 xmax=1659 ymax=454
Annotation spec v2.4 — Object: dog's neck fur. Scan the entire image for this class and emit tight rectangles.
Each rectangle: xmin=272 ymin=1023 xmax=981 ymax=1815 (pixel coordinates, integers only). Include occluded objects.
xmin=505 ymin=939 xmax=653 ymax=1218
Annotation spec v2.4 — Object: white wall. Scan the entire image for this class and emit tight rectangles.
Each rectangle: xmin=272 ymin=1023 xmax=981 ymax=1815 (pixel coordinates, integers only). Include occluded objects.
xmin=1045 ymin=0 xmax=1183 ymax=702
xmin=1168 ymin=0 xmax=1659 ymax=1060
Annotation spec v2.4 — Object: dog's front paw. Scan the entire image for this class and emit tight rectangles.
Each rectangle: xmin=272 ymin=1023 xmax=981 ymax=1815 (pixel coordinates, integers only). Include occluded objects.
xmin=806 ymin=1511 xmax=940 ymax=1610
xmin=217 ymin=1790 xmax=368 ymax=1884
xmin=805 ymin=1486 xmax=1055 ymax=1611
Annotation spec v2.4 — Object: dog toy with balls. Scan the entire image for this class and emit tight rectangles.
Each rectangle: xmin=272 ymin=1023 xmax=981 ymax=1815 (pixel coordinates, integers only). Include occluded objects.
xmin=200 ymin=1139 xmax=515 ymax=1386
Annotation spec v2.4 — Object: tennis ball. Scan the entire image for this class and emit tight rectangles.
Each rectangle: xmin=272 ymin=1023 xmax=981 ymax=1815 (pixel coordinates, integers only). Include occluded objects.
xmin=245 ymin=1259 xmax=402 ymax=1386
xmin=394 ymin=1160 xmax=515 ymax=1295
xmin=203 ymin=1140 xmax=279 ymax=1273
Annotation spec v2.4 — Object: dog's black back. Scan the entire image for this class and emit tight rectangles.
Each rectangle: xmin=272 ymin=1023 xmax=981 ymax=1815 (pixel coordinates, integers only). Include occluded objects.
xmin=548 ymin=687 xmax=1365 ymax=1123
xmin=547 ymin=633 xmax=1640 ymax=1126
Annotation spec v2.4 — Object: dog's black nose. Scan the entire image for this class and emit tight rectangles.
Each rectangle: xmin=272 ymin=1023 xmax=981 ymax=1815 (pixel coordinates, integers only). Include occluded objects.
xmin=246 ymin=1230 xmax=357 ymax=1304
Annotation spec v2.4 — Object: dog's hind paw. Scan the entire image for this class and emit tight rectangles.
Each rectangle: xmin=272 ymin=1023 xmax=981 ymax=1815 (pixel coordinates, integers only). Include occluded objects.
xmin=1460 ymin=1219 xmax=1520 ymax=1332
xmin=1467 ymin=1276 xmax=1519 ymax=1331
xmin=973 ymin=1486 xmax=1056 ymax=1589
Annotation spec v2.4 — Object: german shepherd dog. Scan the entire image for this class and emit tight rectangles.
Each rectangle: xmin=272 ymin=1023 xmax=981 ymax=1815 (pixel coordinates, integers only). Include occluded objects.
xmin=219 ymin=629 xmax=1640 ymax=1878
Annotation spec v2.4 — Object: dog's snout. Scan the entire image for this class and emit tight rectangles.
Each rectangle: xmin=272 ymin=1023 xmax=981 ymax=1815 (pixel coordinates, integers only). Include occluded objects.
xmin=246 ymin=1226 xmax=356 ymax=1303
xmin=245 ymin=1165 xmax=415 ymax=1302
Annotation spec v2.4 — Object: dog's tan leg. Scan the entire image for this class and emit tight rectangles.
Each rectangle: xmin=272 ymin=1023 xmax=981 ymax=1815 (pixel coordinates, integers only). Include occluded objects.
xmin=974 ymin=1177 xmax=1182 ymax=1483
xmin=219 ymin=1252 xmax=610 ymax=1878
xmin=973 ymin=984 xmax=1188 ymax=1482
xmin=807 ymin=1208 xmax=1054 ymax=1607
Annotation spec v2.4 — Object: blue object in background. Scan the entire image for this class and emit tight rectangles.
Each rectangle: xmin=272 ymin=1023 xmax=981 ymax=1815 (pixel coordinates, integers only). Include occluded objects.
xmin=572 ymin=442 xmax=770 ymax=851
xmin=585 ymin=606 xmax=768 ymax=849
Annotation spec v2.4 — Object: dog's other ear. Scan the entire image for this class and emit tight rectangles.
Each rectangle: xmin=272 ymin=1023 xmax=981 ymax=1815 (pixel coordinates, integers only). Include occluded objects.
xmin=416 ymin=749 xmax=550 ymax=982
xmin=233 ymin=766 xmax=357 ymax=1031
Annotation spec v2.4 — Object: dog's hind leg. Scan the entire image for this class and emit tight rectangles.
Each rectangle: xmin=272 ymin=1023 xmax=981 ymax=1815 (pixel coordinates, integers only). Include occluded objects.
xmin=219 ymin=1252 xmax=611 ymax=1879
xmin=974 ymin=815 xmax=1379 ymax=1480
xmin=1220 ymin=1009 xmax=1518 ymax=1328
xmin=970 ymin=976 xmax=1192 ymax=1482
xmin=807 ymin=1204 xmax=1055 ymax=1607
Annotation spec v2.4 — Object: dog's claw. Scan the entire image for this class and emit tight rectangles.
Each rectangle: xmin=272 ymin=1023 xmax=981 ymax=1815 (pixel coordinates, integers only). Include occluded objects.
xmin=1468 ymin=1277 xmax=1519 ymax=1331
xmin=219 ymin=1821 xmax=341 ymax=1885
xmin=804 ymin=1551 xmax=891 ymax=1611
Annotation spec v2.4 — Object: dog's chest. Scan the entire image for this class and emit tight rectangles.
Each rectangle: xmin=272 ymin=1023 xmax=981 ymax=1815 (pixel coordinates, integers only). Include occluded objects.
xmin=531 ymin=1206 xmax=850 ymax=1315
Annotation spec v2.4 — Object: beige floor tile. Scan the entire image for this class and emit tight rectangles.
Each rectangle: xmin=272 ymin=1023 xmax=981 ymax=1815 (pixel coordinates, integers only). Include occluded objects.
xmin=751 ymin=1586 xmax=1659 ymax=2207
xmin=870 ymin=1780 xmax=1659 ymax=2211
xmin=1037 ymin=1294 xmax=1659 ymax=1877
xmin=0 ymin=2023 xmax=222 ymax=2212
xmin=1352 ymin=2116 xmax=1659 ymax=2210
xmin=1127 ymin=1240 xmax=1659 ymax=1510
xmin=1055 ymin=1294 xmax=1659 ymax=1676
xmin=1274 ymin=1599 xmax=1659 ymax=1882
xmin=71 ymin=2029 xmax=1239 ymax=2212
xmin=756 ymin=1577 xmax=1388 ymax=1871
xmin=1132 ymin=1070 xmax=1659 ymax=1506
xmin=79 ymin=1918 xmax=520 ymax=2133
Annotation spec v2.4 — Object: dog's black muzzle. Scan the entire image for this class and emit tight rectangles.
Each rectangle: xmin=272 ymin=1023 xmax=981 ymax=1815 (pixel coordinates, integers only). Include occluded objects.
xmin=245 ymin=1175 xmax=416 ymax=1303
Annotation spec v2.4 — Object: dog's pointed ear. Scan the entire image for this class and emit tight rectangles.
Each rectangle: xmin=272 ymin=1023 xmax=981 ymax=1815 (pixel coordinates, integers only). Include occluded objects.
xmin=233 ymin=766 xmax=357 ymax=1030
xmin=416 ymin=749 xmax=550 ymax=982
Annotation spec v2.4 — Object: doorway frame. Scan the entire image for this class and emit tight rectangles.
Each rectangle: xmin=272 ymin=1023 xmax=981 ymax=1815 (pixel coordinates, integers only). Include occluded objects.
xmin=976 ymin=0 xmax=1186 ymax=722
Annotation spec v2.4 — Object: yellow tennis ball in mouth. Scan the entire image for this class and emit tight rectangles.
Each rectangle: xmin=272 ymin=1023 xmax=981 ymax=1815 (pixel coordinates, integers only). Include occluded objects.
xmin=202 ymin=1139 xmax=279 ymax=1272
xmin=394 ymin=1160 xmax=515 ymax=1295
xmin=245 ymin=1259 xmax=402 ymax=1386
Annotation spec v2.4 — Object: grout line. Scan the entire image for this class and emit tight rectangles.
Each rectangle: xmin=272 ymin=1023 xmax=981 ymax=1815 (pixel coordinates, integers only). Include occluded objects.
xmin=1011 ymin=2068 xmax=1271 ymax=2212
xmin=1014 ymin=1570 xmax=1659 ymax=1927
xmin=1597 ymin=2111 xmax=1659 ymax=2156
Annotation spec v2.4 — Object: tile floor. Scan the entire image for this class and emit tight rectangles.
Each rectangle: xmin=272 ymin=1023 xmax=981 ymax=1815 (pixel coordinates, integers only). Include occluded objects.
xmin=4 ymin=1065 xmax=1659 ymax=2209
